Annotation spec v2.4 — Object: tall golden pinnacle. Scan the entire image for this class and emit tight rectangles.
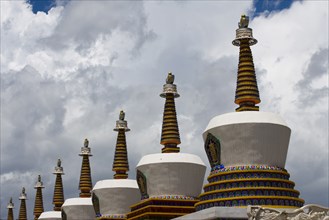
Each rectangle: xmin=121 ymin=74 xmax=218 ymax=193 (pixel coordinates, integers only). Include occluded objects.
xmin=79 ymin=138 xmax=93 ymax=197
xmin=113 ymin=110 xmax=130 ymax=179
xmin=160 ymin=72 xmax=181 ymax=153
xmin=18 ymin=187 xmax=27 ymax=220
xmin=53 ymin=159 xmax=64 ymax=211
xmin=232 ymin=15 xmax=261 ymax=112
xmin=7 ymin=197 xmax=14 ymax=220
xmin=33 ymin=175 xmax=44 ymax=220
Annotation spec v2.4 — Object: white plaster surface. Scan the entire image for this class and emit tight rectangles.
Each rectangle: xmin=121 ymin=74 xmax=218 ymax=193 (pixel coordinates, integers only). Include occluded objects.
xmin=203 ymin=112 xmax=291 ymax=168
xmin=137 ymin=153 xmax=206 ymax=197
xmin=204 ymin=112 xmax=288 ymax=130
xmin=93 ymin=179 xmax=138 ymax=190
xmin=38 ymin=211 xmax=61 ymax=220
xmin=92 ymin=179 xmax=140 ymax=215
xmin=62 ymin=197 xmax=95 ymax=220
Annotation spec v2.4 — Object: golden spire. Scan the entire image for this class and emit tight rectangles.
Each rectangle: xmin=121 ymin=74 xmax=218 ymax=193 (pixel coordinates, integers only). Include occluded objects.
xmin=232 ymin=15 xmax=261 ymax=112
xmin=18 ymin=187 xmax=27 ymax=220
xmin=53 ymin=159 xmax=64 ymax=211
xmin=113 ymin=110 xmax=130 ymax=179
xmin=79 ymin=138 xmax=92 ymax=197
xmin=160 ymin=72 xmax=181 ymax=153
xmin=33 ymin=175 xmax=44 ymax=220
xmin=7 ymin=197 xmax=14 ymax=220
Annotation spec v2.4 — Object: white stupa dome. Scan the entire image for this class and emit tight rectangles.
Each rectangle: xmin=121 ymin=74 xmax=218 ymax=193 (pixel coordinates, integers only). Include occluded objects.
xmin=203 ymin=111 xmax=291 ymax=168
xmin=136 ymin=153 xmax=206 ymax=198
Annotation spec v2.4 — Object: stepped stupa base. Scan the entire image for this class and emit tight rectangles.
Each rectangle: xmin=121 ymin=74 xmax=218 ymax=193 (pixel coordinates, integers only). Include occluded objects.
xmin=127 ymin=197 xmax=198 ymax=220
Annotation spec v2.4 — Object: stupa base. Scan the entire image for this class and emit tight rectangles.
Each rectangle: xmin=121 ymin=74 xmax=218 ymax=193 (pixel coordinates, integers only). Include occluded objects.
xmin=127 ymin=197 xmax=198 ymax=220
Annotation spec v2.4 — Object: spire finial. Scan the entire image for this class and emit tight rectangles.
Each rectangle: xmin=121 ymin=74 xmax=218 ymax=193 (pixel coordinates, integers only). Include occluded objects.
xmin=18 ymin=187 xmax=27 ymax=220
xmin=232 ymin=15 xmax=260 ymax=112
xmin=238 ymin=14 xmax=249 ymax=28
xmin=79 ymin=138 xmax=92 ymax=197
xmin=113 ymin=110 xmax=130 ymax=179
xmin=34 ymin=175 xmax=44 ymax=188
xmin=84 ymin=138 xmax=89 ymax=147
xmin=160 ymin=72 xmax=181 ymax=153
xmin=7 ymin=197 xmax=14 ymax=220
xmin=119 ymin=110 xmax=125 ymax=120
xmin=20 ymin=187 xmax=27 ymax=199
xmin=53 ymin=159 xmax=64 ymax=211
xmin=34 ymin=175 xmax=44 ymax=220
xmin=166 ymin=72 xmax=175 ymax=84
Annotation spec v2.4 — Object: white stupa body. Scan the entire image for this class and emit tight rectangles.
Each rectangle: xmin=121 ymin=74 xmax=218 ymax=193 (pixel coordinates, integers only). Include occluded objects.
xmin=203 ymin=111 xmax=290 ymax=167
xmin=61 ymin=198 xmax=95 ymax=220
xmin=38 ymin=211 xmax=61 ymax=220
xmin=92 ymin=179 xmax=140 ymax=217
xmin=136 ymin=153 xmax=206 ymax=198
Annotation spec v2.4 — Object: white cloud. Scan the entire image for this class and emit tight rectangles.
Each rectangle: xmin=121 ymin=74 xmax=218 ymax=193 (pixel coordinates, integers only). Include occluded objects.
xmin=0 ymin=1 xmax=328 ymax=219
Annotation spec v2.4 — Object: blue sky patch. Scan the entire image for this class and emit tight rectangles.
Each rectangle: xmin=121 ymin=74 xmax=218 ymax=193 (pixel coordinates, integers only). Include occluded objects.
xmin=253 ymin=0 xmax=296 ymax=17
xmin=26 ymin=0 xmax=56 ymax=14
xmin=27 ymin=0 xmax=297 ymax=15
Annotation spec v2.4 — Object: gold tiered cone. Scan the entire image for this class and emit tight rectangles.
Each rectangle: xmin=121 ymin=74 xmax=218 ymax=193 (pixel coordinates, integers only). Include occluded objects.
xmin=232 ymin=15 xmax=261 ymax=112
xmin=79 ymin=139 xmax=93 ymax=197
xmin=113 ymin=110 xmax=130 ymax=179
xmin=33 ymin=175 xmax=44 ymax=220
xmin=18 ymin=187 xmax=27 ymax=220
xmin=53 ymin=159 xmax=64 ymax=211
xmin=7 ymin=197 xmax=14 ymax=220
xmin=160 ymin=72 xmax=181 ymax=153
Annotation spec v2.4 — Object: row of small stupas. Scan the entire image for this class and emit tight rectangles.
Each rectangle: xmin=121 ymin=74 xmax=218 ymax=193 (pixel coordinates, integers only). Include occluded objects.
xmin=6 ymin=15 xmax=328 ymax=220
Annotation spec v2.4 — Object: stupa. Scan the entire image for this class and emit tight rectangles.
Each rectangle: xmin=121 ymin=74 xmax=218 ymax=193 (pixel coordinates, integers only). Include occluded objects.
xmin=61 ymin=139 xmax=95 ymax=219
xmin=127 ymin=73 xmax=207 ymax=220
xmin=38 ymin=159 xmax=64 ymax=220
xmin=33 ymin=175 xmax=44 ymax=220
xmin=92 ymin=111 xmax=140 ymax=219
xmin=175 ymin=14 xmax=310 ymax=220
xmin=18 ymin=187 xmax=28 ymax=220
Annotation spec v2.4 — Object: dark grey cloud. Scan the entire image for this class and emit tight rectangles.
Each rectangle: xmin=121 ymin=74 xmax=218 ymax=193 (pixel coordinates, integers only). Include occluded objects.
xmin=296 ymin=48 xmax=328 ymax=106
xmin=1 ymin=66 xmax=66 ymax=174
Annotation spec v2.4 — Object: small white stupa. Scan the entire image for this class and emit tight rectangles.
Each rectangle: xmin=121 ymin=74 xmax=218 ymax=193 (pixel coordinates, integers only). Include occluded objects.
xmin=61 ymin=139 xmax=95 ymax=219
xmin=38 ymin=159 xmax=64 ymax=220
xmin=92 ymin=111 xmax=140 ymax=219
xmin=127 ymin=73 xmax=207 ymax=220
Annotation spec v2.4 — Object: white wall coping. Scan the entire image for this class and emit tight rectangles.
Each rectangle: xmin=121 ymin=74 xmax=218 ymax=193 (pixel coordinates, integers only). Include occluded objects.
xmin=93 ymin=179 xmax=138 ymax=190
xmin=204 ymin=112 xmax=289 ymax=139
xmin=137 ymin=153 xmax=206 ymax=167
xmin=62 ymin=197 xmax=92 ymax=206
xmin=38 ymin=211 xmax=61 ymax=218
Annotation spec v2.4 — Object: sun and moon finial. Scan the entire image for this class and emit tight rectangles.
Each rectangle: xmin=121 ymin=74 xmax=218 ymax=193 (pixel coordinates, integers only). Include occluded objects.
xmin=119 ymin=110 xmax=125 ymax=120
xmin=84 ymin=138 xmax=89 ymax=148
xmin=166 ymin=72 xmax=175 ymax=84
xmin=238 ymin=14 xmax=249 ymax=28
xmin=57 ymin=158 xmax=61 ymax=167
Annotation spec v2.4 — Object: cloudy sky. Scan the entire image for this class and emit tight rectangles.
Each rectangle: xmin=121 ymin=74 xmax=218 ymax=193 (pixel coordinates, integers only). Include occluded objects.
xmin=1 ymin=0 xmax=328 ymax=219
